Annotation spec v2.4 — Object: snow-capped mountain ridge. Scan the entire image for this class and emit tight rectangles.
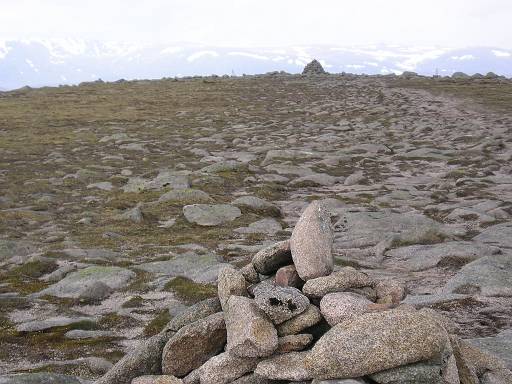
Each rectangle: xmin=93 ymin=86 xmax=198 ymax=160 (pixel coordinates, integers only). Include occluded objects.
xmin=1 ymin=39 xmax=511 ymax=90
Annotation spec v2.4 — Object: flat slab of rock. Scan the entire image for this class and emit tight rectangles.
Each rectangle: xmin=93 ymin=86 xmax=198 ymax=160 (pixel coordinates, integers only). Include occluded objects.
xmin=469 ymin=329 xmax=512 ymax=370
xmin=198 ymin=352 xmax=260 ymax=384
xmin=183 ymin=204 xmax=241 ymax=226
xmin=135 ymin=252 xmax=227 ymax=283
xmin=225 ymin=296 xmax=278 ymax=358
xmin=16 ymin=316 xmax=96 ymax=333
xmin=34 ymin=266 xmax=135 ymax=299
xmin=253 ymin=284 xmax=309 ymax=324
xmin=443 ymin=253 xmax=512 ymax=296
xmin=384 ymin=241 xmax=499 ymax=271
xmin=291 ymin=200 xmax=334 ymax=281
xmin=302 ymin=267 xmax=373 ymax=298
xmin=333 ymin=211 xmax=458 ymax=250
xmin=0 ymin=373 xmax=90 ymax=384
xmin=252 ymin=240 xmax=292 ymax=275
xmin=473 ymin=222 xmax=512 ymax=248
xmin=162 ymin=312 xmax=226 ymax=377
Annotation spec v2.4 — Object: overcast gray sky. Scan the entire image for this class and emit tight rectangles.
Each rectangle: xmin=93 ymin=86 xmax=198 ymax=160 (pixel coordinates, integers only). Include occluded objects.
xmin=1 ymin=0 xmax=510 ymax=48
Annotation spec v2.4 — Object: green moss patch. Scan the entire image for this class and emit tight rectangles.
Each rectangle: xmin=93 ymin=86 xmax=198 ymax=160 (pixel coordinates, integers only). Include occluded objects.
xmin=164 ymin=276 xmax=217 ymax=304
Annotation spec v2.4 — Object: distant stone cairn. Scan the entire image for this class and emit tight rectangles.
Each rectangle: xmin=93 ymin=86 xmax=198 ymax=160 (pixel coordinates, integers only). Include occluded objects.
xmin=302 ymin=59 xmax=327 ymax=75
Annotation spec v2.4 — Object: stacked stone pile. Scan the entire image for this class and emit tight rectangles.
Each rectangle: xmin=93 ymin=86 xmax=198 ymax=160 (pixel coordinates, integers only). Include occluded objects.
xmin=98 ymin=201 xmax=512 ymax=384
xmin=302 ymin=60 xmax=327 ymax=75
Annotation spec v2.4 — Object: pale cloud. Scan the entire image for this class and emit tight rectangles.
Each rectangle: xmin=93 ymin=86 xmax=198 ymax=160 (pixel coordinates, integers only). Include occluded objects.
xmin=0 ymin=0 xmax=510 ymax=48
xmin=186 ymin=50 xmax=219 ymax=62
xmin=227 ymin=52 xmax=269 ymax=60
xmin=492 ymin=49 xmax=511 ymax=57
xmin=451 ymin=54 xmax=476 ymax=60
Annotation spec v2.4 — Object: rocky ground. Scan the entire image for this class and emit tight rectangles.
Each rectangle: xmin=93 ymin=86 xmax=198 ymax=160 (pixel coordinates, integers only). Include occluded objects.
xmin=0 ymin=72 xmax=512 ymax=382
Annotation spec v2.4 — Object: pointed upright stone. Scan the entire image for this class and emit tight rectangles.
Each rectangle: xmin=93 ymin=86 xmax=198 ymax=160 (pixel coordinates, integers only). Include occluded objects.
xmin=290 ymin=201 xmax=334 ymax=281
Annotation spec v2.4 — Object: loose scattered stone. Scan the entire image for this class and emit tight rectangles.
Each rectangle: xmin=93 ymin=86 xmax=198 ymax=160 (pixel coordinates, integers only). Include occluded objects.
xmin=158 ymin=189 xmax=212 ymax=204
xmin=35 ymin=266 xmax=135 ymax=299
xmin=225 ymin=296 xmax=278 ymax=358
xmin=183 ymin=204 xmax=241 ymax=226
xmin=253 ymin=284 xmax=309 ymax=324
xmin=232 ymin=196 xmax=281 ymax=217
xmin=290 ymin=200 xmax=334 ymax=281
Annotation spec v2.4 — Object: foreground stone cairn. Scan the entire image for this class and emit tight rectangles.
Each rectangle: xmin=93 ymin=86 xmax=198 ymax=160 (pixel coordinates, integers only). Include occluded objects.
xmin=99 ymin=201 xmax=512 ymax=384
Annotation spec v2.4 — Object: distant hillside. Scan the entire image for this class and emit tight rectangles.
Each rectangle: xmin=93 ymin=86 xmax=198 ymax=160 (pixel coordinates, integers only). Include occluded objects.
xmin=1 ymin=39 xmax=511 ymax=89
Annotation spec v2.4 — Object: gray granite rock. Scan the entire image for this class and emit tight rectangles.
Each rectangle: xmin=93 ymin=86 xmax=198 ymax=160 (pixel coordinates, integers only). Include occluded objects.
xmin=97 ymin=332 xmax=171 ymax=384
xmin=240 ymin=263 xmax=260 ymax=284
xmin=164 ymin=298 xmax=221 ymax=332
xmin=276 ymin=334 xmax=313 ymax=354
xmin=132 ymin=376 xmax=182 ymax=384
xmin=302 ymin=267 xmax=373 ymax=298
xmin=291 ymin=200 xmax=334 ymax=281
xmin=469 ymin=330 xmax=512 ymax=370
xmin=158 ymin=189 xmax=212 ymax=204
xmin=375 ymin=279 xmax=406 ymax=304
xmin=198 ymin=352 xmax=260 ymax=384
xmin=232 ymin=196 xmax=281 ymax=217
xmin=0 ymin=373 xmax=90 ymax=384
xmin=135 ymin=252 xmax=226 ymax=283
xmin=253 ymin=284 xmax=309 ymax=324
xmin=443 ymin=253 xmax=512 ymax=296
xmin=183 ymin=204 xmax=241 ymax=226
xmin=217 ymin=265 xmax=248 ymax=310
xmin=16 ymin=316 xmax=96 ymax=333
xmin=276 ymin=304 xmax=323 ymax=336
xmin=252 ymin=240 xmax=292 ymax=275
xmin=162 ymin=312 xmax=226 ymax=377
xmin=34 ymin=266 xmax=135 ymax=299
xmin=256 ymin=309 xmax=449 ymax=380
xmin=225 ymin=296 xmax=278 ymax=358
xmin=319 ymin=292 xmax=375 ymax=326
xmin=369 ymin=360 xmax=445 ymax=383
xmin=275 ymin=264 xmax=303 ymax=288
